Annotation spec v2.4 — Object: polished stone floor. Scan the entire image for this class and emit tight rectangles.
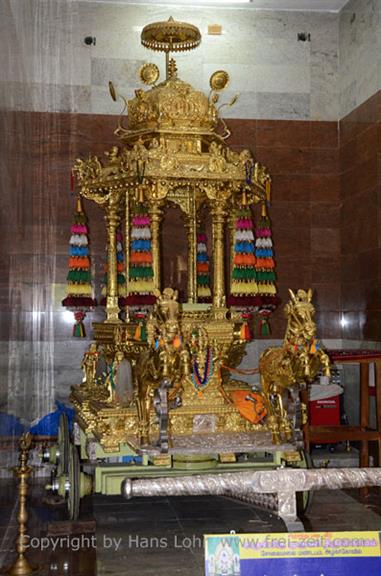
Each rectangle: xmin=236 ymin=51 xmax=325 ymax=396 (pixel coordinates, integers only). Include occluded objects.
xmin=1 ymin=479 xmax=381 ymax=576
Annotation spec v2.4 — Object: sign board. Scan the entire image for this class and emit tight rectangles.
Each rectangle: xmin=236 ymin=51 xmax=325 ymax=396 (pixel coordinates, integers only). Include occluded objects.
xmin=205 ymin=531 xmax=381 ymax=576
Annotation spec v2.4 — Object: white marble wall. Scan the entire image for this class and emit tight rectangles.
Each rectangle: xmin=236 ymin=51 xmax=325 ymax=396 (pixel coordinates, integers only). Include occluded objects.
xmin=0 ymin=0 xmax=340 ymax=120
xmin=339 ymin=0 xmax=381 ymax=118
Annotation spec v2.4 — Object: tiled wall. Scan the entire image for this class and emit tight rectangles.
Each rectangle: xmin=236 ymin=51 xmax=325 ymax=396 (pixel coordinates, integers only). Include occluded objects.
xmin=229 ymin=118 xmax=341 ymax=339
xmin=340 ymin=90 xmax=381 ymax=340
xmin=1 ymin=0 xmax=340 ymax=120
xmin=339 ymin=0 xmax=381 ymax=118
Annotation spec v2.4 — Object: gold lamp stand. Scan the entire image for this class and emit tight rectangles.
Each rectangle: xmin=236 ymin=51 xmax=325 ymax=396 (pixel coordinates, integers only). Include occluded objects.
xmin=3 ymin=433 xmax=39 ymax=575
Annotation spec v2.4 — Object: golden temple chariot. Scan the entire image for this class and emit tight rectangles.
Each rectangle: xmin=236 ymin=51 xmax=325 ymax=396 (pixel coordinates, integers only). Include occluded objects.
xmin=70 ymin=17 xmax=328 ymax=457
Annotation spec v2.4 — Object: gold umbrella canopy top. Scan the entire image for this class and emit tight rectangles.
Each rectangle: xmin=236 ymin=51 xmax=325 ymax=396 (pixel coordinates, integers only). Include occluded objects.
xmin=141 ymin=16 xmax=202 ymax=52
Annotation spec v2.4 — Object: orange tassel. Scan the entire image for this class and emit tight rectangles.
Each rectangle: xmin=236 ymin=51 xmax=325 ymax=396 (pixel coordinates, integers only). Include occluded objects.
xmin=130 ymin=252 xmax=153 ymax=264
xmin=197 ymin=262 xmax=209 ymax=273
xmin=68 ymin=257 xmax=90 ymax=269
xmin=255 ymin=258 xmax=274 ymax=269
xmin=234 ymin=254 xmax=256 ymax=266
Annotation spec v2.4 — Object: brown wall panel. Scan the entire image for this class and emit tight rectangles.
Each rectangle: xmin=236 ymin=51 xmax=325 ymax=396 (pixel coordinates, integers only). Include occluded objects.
xmin=340 ymin=90 xmax=381 ymax=341
xmin=1 ymin=108 xmax=362 ymax=345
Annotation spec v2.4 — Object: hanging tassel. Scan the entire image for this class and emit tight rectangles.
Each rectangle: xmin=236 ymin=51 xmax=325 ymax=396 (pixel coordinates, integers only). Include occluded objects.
xmin=140 ymin=324 xmax=147 ymax=342
xmin=62 ymin=197 xmax=96 ymax=336
xmin=229 ymin=205 xmax=259 ymax=304
xmin=128 ymin=206 xmax=154 ymax=304
xmin=196 ymin=230 xmax=212 ymax=302
xmin=73 ymin=311 xmax=86 ymax=338
xmin=240 ymin=322 xmax=251 ymax=341
xmin=258 ymin=312 xmax=271 ymax=336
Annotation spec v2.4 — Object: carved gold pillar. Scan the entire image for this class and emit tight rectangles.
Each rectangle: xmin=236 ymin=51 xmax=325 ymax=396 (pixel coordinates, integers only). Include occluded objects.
xmin=149 ymin=202 xmax=163 ymax=292
xmin=105 ymin=205 xmax=122 ymax=323
xmin=211 ymin=201 xmax=227 ymax=309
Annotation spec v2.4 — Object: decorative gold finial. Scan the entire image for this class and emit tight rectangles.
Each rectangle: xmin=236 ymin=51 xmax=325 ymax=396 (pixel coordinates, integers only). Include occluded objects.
xmin=139 ymin=63 xmax=160 ymax=86
xmin=168 ymin=58 xmax=178 ymax=79
xmin=4 ymin=433 xmax=39 ymax=575
xmin=76 ymin=196 xmax=83 ymax=214
xmin=209 ymin=70 xmax=229 ymax=92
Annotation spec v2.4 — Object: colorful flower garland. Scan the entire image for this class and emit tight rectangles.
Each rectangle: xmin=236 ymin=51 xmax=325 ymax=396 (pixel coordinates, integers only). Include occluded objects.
xmin=62 ymin=197 xmax=96 ymax=337
xmin=196 ymin=231 xmax=212 ymax=302
xmin=255 ymin=204 xmax=277 ymax=296
xmin=127 ymin=204 xmax=156 ymax=305
xmin=227 ymin=200 xmax=279 ymax=335
xmin=255 ymin=204 xmax=279 ymax=334
xmin=228 ymin=206 xmax=259 ymax=307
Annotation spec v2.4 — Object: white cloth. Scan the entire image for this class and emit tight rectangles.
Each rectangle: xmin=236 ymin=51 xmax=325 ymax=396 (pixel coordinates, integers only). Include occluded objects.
xmin=310 ymin=383 xmax=343 ymax=401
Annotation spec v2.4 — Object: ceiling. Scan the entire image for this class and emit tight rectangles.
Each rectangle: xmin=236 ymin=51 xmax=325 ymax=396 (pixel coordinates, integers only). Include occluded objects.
xmin=83 ymin=0 xmax=351 ymax=13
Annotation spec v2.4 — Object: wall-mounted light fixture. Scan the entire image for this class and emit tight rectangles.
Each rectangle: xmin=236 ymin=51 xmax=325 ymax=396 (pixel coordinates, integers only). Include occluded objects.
xmin=297 ymin=32 xmax=311 ymax=42
xmin=84 ymin=36 xmax=96 ymax=46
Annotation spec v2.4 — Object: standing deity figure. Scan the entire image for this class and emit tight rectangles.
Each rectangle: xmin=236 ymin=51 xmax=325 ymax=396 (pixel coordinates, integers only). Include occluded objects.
xmin=105 ymin=350 xmax=133 ymax=405
xmin=135 ymin=288 xmax=191 ymax=445
xmin=81 ymin=343 xmax=99 ymax=388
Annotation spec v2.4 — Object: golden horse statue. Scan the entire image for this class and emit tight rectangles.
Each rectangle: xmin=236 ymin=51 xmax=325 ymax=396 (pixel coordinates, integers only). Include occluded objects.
xmin=259 ymin=288 xmax=331 ymax=443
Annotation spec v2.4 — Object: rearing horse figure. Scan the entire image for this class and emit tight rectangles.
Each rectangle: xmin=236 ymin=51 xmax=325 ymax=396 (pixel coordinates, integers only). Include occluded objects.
xmin=259 ymin=288 xmax=330 ymax=444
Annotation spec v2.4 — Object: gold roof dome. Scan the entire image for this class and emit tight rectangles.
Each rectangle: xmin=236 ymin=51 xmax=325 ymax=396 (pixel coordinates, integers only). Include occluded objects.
xmin=127 ymin=74 xmax=218 ymax=135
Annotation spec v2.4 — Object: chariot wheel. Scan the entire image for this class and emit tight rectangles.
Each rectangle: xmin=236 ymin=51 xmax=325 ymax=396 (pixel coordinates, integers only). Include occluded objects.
xmin=68 ymin=444 xmax=80 ymax=521
xmin=66 ymin=442 xmax=93 ymax=521
xmin=57 ymin=413 xmax=70 ymax=476
xmin=296 ymin=449 xmax=313 ymax=517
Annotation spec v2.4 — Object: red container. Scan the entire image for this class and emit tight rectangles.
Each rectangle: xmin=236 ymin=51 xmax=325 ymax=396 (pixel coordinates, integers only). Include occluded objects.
xmin=309 ymin=396 xmax=340 ymax=426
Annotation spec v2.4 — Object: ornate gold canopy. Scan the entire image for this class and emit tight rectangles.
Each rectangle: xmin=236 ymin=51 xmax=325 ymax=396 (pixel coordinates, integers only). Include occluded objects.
xmin=74 ymin=17 xmax=272 ymax=323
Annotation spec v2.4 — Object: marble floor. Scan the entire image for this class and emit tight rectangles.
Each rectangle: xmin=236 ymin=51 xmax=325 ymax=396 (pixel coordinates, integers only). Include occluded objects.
xmin=0 ymin=479 xmax=381 ymax=576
